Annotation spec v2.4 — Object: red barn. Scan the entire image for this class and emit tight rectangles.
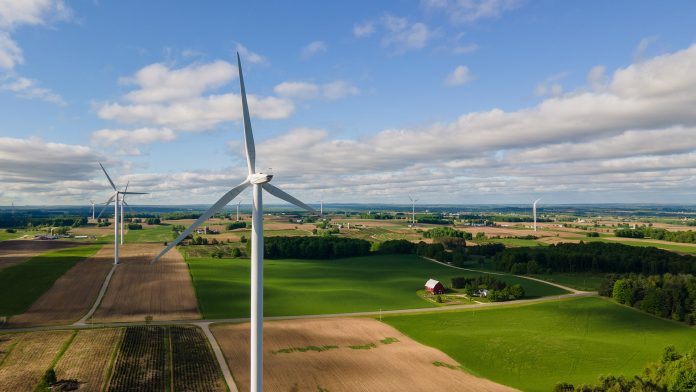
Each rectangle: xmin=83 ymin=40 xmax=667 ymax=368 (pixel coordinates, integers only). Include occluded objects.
xmin=425 ymin=279 xmax=445 ymax=294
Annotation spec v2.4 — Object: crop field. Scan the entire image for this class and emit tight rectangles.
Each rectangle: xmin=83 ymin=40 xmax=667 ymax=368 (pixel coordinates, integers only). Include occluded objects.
xmin=187 ymin=254 xmax=566 ymax=319
xmin=171 ymin=326 xmax=226 ymax=391
xmin=213 ymin=317 xmax=515 ymax=392
xmin=8 ymin=245 xmax=112 ymax=326
xmin=124 ymin=224 xmax=176 ymax=243
xmin=92 ymin=244 xmax=200 ymax=322
xmin=55 ymin=328 xmax=122 ymax=392
xmin=0 ymin=239 xmax=93 ymax=270
xmin=384 ymin=296 xmax=696 ymax=391
xmin=0 ymin=330 xmax=73 ymax=391
xmin=107 ymin=326 xmax=167 ymax=391
xmin=0 ymin=244 xmax=102 ymax=318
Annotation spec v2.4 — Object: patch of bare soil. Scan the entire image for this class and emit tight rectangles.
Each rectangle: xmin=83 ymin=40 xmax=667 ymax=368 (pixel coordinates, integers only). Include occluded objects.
xmin=0 ymin=240 xmax=92 ymax=270
xmin=91 ymin=244 xmax=200 ymax=322
xmin=212 ymin=318 xmax=517 ymax=392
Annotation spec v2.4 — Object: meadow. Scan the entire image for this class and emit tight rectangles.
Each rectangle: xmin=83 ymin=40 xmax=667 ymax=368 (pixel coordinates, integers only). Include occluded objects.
xmin=383 ymin=296 xmax=696 ymax=392
xmin=0 ymin=245 xmax=101 ymax=317
xmin=123 ymin=224 xmax=175 ymax=243
xmin=186 ymin=254 xmax=567 ymax=319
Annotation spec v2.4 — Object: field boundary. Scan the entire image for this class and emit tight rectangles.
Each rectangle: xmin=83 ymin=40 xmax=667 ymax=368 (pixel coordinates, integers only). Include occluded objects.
xmin=199 ymin=322 xmax=238 ymax=392
xmin=75 ymin=263 xmax=117 ymax=325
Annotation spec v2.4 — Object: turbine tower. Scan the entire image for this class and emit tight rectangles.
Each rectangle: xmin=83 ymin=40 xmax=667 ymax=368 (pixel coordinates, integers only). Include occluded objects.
xmin=152 ymin=53 xmax=315 ymax=392
xmin=98 ymin=163 xmax=147 ymax=264
xmin=90 ymin=200 xmax=95 ymax=220
xmin=533 ymin=198 xmax=542 ymax=231
xmin=236 ymin=200 xmax=242 ymax=221
xmin=408 ymin=195 xmax=418 ymax=225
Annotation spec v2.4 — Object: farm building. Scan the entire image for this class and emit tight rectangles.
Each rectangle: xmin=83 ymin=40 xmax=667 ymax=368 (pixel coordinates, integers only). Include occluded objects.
xmin=424 ymin=279 xmax=445 ymax=294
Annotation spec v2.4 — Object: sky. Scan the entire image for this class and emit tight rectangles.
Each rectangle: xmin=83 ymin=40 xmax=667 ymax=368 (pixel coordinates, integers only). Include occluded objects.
xmin=2 ymin=0 xmax=696 ymax=206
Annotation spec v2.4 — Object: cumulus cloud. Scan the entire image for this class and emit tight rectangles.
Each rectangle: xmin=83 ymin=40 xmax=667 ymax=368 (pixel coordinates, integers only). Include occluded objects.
xmin=234 ymin=43 xmax=267 ymax=64
xmin=0 ymin=32 xmax=21 ymax=69
xmin=90 ymin=127 xmax=176 ymax=146
xmin=301 ymin=40 xmax=327 ymax=58
xmin=381 ymin=15 xmax=436 ymax=52
xmin=353 ymin=22 xmax=375 ymax=38
xmin=436 ymin=0 xmax=521 ymax=24
xmin=0 ymin=74 xmax=65 ymax=104
xmin=445 ymin=65 xmax=474 ymax=86
xmin=97 ymin=60 xmax=294 ymax=131
xmin=274 ymin=80 xmax=359 ymax=100
xmin=0 ymin=0 xmax=71 ymax=29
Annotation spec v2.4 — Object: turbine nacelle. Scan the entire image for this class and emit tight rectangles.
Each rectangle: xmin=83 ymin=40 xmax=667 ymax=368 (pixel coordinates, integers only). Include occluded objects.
xmin=248 ymin=172 xmax=273 ymax=184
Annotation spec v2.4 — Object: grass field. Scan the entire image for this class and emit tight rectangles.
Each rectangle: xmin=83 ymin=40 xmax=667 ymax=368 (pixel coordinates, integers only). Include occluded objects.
xmin=530 ymin=273 xmax=607 ymax=291
xmin=384 ymin=297 xmax=696 ymax=391
xmin=123 ymin=224 xmax=174 ymax=243
xmin=0 ymin=245 xmax=101 ymax=317
xmin=186 ymin=254 xmax=567 ymax=319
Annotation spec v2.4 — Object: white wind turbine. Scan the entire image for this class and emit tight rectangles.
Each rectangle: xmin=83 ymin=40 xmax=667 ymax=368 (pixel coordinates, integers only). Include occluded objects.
xmin=533 ymin=198 xmax=542 ymax=231
xmin=408 ymin=195 xmax=418 ymax=225
xmin=97 ymin=163 xmax=148 ymax=264
xmin=236 ymin=200 xmax=242 ymax=221
xmin=152 ymin=53 xmax=315 ymax=392
xmin=90 ymin=200 xmax=95 ymax=220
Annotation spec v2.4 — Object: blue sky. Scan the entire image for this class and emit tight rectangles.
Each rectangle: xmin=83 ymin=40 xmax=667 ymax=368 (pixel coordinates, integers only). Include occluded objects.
xmin=2 ymin=0 xmax=696 ymax=205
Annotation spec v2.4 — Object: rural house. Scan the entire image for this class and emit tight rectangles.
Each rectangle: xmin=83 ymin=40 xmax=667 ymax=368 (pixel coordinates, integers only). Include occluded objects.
xmin=424 ymin=279 xmax=445 ymax=294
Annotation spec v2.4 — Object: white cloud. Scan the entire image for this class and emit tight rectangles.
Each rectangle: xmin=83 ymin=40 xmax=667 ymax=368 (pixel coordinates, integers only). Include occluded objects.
xmin=274 ymin=80 xmax=359 ymax=100
xmin=273 ymin=81 xmax=320 ymax=100
xmin=1 ymin=74 xmax=65 ymax=104
xmin=381 ymin=15 xmax=435 ymax=52
xmin=445 ymin=65 xmax=474 ymax=86
xmin=353 ymin=22 xmax=375 ymax=38
xmin=301 ymin=40 xmax=327 ymax=58
xmin=586 ymin=65 xmax=607 ymax=90
xmin=90 ymin=127 xmax=176 ymax=146
xmin=97 ymin=60 xmax=295 ymax=131
xmin=120 ymin=60 xmax=237 ymax=103
xmin=0 ymin=32 xmax=21 ymax=69
xmin=448 ymin=0 xmax=520 ymax=24
xmin=235 ymin=43 xmax=267 ymax=65
xmin=0 ymin=0 xmax=71 ymax=30
xmin=634 ymin=36 xmax=658 ymax=61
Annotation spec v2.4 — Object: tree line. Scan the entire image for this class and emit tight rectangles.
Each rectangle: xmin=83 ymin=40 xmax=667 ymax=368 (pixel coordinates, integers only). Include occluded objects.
xmin=451 ymin=275 xmax=525 ymax=301
xmin=492 ymin=242 xmax=696 ymax=275
xmin=554 ymin=346 xmax=696 ymax=392
xmin=263 ymin=236 xmax=371 ymax=259
xmin=615 ymin=227 xmax=696 ymax=244
xmin=599 ymin=273 xmax=696 ymax=325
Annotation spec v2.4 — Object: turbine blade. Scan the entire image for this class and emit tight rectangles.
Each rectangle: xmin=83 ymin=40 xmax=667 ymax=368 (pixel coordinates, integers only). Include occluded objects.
xmin=237 ymin=53 xmax=256 ymax=175
xmin=121 ymin=192 xmax=148 ymax=195
xmin=122 ymin=181 xmax=129 ymax=203
xmin=96 ymin=194 xmax=116 ymax=219
xmin=152 ymin=181 xmax=250 ymax=263
xmin=99 ymin=162 xmax=118 ymax=191
xmin=263 ymin=184 xmax=315 ymax=213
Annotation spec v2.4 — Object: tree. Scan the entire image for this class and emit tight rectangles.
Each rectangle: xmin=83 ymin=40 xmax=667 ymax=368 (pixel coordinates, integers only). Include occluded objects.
xmin=509 ymin=284 xmax=525 ymax=299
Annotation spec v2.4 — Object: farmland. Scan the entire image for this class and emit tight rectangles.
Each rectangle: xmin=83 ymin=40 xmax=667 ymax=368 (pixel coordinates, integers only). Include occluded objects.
xmin=384 ymin=296 xmax=696 ymax=391
xmin=0 ymin=330 xmax=73 ymax=391
xmin=8 ymin=245 xmax=113 ymax=326
xmin=107 ymin=326 xmax=167 ymax=391
xmin=0 ymin=244 xmax=101 ymax=318
xmin=0 ymin=239 xmax=94 ymax=270
xmin=187 ymin=253 xmax=567 ymax=319
xmin=55 ymin=329 xmax=122 ymax=392
xmin=171 ymin=326 xmax=227 ymax=391
xmin=212 ymin=317 xmax=516 ymax=392
xmin=91 ymin=243 xmax=199 ymax=322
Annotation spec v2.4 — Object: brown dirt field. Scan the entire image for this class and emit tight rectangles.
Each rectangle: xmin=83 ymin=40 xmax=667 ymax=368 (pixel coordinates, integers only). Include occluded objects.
xmin=55 ymin=328 xmax=122 ymax=392
xmin=91 ymin=243 xmax=200 ymax=322
xmin=459 ymin=226 xmax=560 ymax=238
xmin=7 ymin=245 xmax=113 ymax=327
xmin=71 ymin=226 xmax=116 ymax=236
xmin=212 ymin=318 xmax=517 ymax=392
xmin=0 ymin=240 xmax=91 ymax=270
xmin=0 ymin=330 xmax=73 ymax=391
xmin=603 ymin=236 xmax=696 ymax=248
xmin=0 ymin=333 xmax=18 ymax=364
xmin=341 ymin=219 xmax=409 ymax=227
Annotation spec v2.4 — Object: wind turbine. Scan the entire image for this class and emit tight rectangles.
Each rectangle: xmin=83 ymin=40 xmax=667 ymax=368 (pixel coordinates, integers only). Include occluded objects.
xmin=236 ymin=200 xmax=242 ymax=221
xmin=98 ymin=163 xmax=148 ymax=264
xmin=533 ymin=198 xmax=542 ymax=231
xmin=318 ymin=199 xmax=323 ymax=217
xmin=152 ymin=53 xmax=315 ymax=392
xmin=90 ymin=200 xmax=95 ymax=220
xmin=408 ymin=195 xmax=418 ymax=225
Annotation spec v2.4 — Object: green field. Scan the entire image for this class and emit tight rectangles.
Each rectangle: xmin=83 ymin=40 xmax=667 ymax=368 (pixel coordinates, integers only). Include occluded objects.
xmin=530 ymin=273 xmax=607 ymax=291
xmin=485 ymin=238 xmax=547 ymax=247
xmin=384 ymin=297 xmax=696 ymax=392
xmin=186 ymin=254 xmax=567 ymax=319
xmin=124 ymin=224 xmax=175 ymax=243
xmin=0 ymin=230 xmax=24 ymax=241
xmin=0 ymin=244 xmax=102 ymax=316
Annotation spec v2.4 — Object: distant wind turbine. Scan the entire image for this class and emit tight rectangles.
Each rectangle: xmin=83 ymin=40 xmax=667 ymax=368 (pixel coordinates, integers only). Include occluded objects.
xmin=90 ymin=200 xmax=95 ymax=220
xmin=236 ymin=200 xmax=242 ymax=221
xmin=98 ymin=163 xmax=148 ymax=264
xmin=533 ymin=198 xmax=542 ymax=231
xmin=408 ymin=195 xmax=418 ymax=225
xmin=152 ymin=53 xmax=315 ymax=392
